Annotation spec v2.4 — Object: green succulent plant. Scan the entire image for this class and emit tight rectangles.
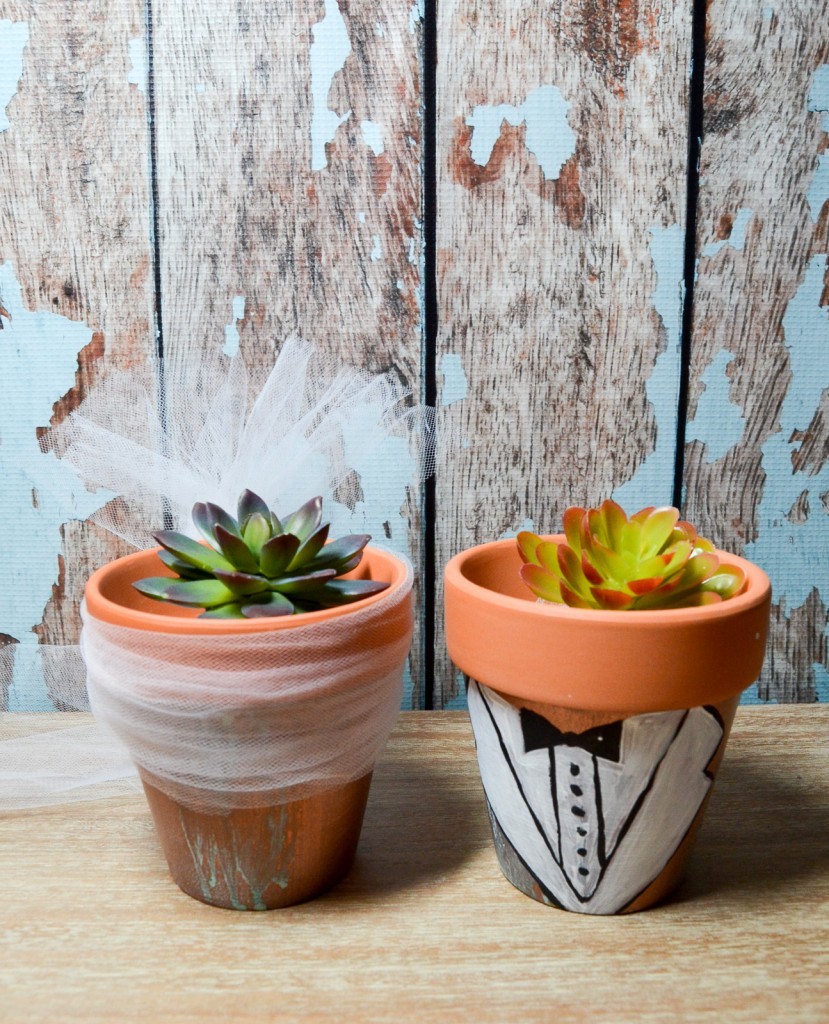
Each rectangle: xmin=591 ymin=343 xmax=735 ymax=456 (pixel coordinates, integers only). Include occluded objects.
xmin=133 ymin=490 xmax=388 ymax=618
xmin=517 ymin=500 xmax=746 ymax=611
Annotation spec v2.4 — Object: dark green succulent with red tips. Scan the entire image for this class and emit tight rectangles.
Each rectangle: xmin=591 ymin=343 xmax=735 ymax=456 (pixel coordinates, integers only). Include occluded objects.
xmin=133 ymin=490 xmax=388 ymax=618
xmin=517 ymin=500 xmax=746 ymax=611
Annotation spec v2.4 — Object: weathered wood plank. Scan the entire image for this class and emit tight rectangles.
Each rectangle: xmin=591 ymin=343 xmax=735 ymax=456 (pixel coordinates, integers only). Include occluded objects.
xmin=0 ymin=1 xmax=154 ymax=709
xmin=685 ymin=0 xmax=829 ymax=702
xmin=151 ymin=0 xmax=425 ymax=704
xmin=434 ymin=1 xmax=693 ymax=704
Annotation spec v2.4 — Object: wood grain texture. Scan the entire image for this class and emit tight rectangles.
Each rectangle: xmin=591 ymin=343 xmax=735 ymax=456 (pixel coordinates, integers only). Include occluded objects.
xmin=1 ymin=708 xmax=827 ymax=1022
xmin=0 ymin=0 xmax=153 ymax=708
xmin=151 ymin=0 xmax=425 ymax=702
xmin=434 ymin=1 xmax=693 ymax=703
xmin=684 ymin=0 xmax=829 ymax=701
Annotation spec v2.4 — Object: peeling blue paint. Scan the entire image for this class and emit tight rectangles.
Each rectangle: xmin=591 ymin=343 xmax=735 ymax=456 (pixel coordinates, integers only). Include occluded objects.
xmin=702 ymin=208 xmax=753 ymax=258
xmin=409 ymin=0 xmax=423 ymax=35
xmin=310 ymin=0 xmax=352 ymax=172
xmin=0 ymin=20 xmax=29 ymax=133
xmin=499 ymin=517 xmax=537 ymax=540
xmin=357 ymin=211 xmax=366 ymax=224
xmin=370 ymin=236 xmax=382 ymax=262
xmin=439 ymin=353 xmax=468 ymax=407
xmin=613 ymin=225 xmax=685 ymax=510
xmin=0 ymin=262 xmax=113 ymax=709
xmin=195 ymin=82 xmax=206 ymax=94
xmin=807 ymin=66 xmax=829 ymax=223
xmin=222 ymin=295 xmax=245 ymax=358
xmin=360 ymin=119 xmax=384 ymax=156
xmin=686 ymin=350 xmax=744 ymax=462
xmin=467 ymin=84 xmax=576 ymax=181
xmin=745 ymin=255 xmax=829 ymax=617
xmin=127 ymin=37 xmax=147 ymax=93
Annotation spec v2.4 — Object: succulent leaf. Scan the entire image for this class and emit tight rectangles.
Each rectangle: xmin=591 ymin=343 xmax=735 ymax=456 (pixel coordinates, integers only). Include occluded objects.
xmin=241 ymin=592 xmax=295 ymax=618
xmin=134 ymin=577 xmax=237 ymax=607
xmin=213 ymin=524 xmax=261 ymax=574
xmin=156 ymin=549 xmax=211 ymax=580
xmin=281 ymin=497 xmax=323 ymax=543
xmin=296 ymin=579 xmax=391 ymax=607
xmin=213 ymin=569 xmax=270 ymax=597
xmin=237 ymin=489 xmax=271 ymax=528
xmin=517 ymin=501 xmax=743 ymax=612
xmin=241 ymin=513 xmax=272 ymax=559
xmin=288 ymin=522 xmax=331 ymax=570
xmin=303 ymin=534 xmax=370 ymax=573
xmin=153 ymin=531 xmax=234 ymax=574
xmin=259 ymin=533 xmax=301 ymax=578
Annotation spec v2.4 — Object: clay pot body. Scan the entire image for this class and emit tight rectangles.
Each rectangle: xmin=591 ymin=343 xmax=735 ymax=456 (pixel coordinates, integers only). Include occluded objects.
xmin=85 ymin=546 xmax=412 ymax=910
xmin=445 ymin=537 xmax=771 ymax=915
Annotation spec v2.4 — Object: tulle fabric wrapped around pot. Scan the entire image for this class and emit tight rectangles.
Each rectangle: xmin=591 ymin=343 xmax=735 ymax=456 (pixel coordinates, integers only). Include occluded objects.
xmin=0 ymin=338 xmax=435 ymax=822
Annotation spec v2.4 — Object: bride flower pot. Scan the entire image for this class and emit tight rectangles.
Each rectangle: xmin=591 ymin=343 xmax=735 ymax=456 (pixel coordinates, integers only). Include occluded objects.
xmin=83 ymin=545 xmax=413 ymax=910
xmin=444 ymin=535 xmax=771 ymax=915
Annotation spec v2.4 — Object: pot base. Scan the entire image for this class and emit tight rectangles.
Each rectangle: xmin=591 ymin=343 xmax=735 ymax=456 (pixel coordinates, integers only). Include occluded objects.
xmin=139 ymin=771 xmax=373 ymax=910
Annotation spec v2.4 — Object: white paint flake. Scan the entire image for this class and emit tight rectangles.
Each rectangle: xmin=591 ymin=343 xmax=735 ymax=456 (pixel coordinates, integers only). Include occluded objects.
xmin=467 ymin=84 xmax=576 ymax=181
xmin=0 ymin=262 xmax=113 ymax=709
xmin=702 ymin=208 xmax=753 ymax=258
xmin=310 ymin=0 xmax=352 ymax=172
xmin=357 ymin=211 xmax=366 ymax=224
xmin=370 ymin=236 xmax=382 ymax=262
xmin=223 ymin=295 xmax=245 ymax=357
xmin=439 ymin=353 xmax=468 ymax=407
xmin=686 ymin=350 xmax=745 ymax=461
xmin=0 ymin=20 xmax=29 ymax=133
xmin=613 ymin=225 xmax=685 ymax=510
xmin=127 ymin=37 xmax=147 ymax=93
xmin=360 ymin=119 xmax=384 ymax=156
xmin=195 ymin=82 xmax=206 ymax=94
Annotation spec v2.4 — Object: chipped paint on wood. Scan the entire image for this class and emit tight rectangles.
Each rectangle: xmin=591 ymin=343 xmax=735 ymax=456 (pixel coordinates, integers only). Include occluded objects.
xmin=686 ymin=350 xmax=745 ymax=462
xmin=744 ymin=256 xmax=829 ymax=609
xmin=222 ymin=295 xmax=245 ymax=358
xmin=310 ymin=0 xmax=352 ymax=172
xmin=0 ymin=19 xmax=28 ymax=132
xmin=613 ymin=224 xmax=685 ymax=510
xmin=0 ymin=263 xmax=113 ymax=709
xmin=807 ymin=66 xmax=829 ymax=223
xmin=687 ymin=2 xmax=829 ymax=701
xmin=127 ymin=36 xmax=147 ymax=93
xmin=466 ymin=85 xmax=577 ymax=181
xmin=439 ymin=353 xmax=468 ymax=407
xmin=702 ymin=208 xmax=753 ymax=258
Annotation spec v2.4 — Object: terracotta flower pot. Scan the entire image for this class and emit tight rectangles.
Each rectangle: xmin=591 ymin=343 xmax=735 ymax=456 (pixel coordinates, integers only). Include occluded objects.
xmin=84 ymin=545 xmax=413 ymax=910
xmin=444 ymin=536 xmax=771 ymax=915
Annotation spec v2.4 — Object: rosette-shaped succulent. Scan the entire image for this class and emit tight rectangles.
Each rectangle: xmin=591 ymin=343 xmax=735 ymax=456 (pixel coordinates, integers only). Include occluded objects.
xmin=517 ymin=500 xmax=746 ymax=611
xmin=133 ymin=490 xmax=388 ymax=618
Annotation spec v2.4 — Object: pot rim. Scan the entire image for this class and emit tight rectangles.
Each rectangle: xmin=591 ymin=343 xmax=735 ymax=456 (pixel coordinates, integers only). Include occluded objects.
xmin=85 ymin=545 xmax=411 ymax=634
xmin=445 ymin=535 xmax=770 ymax=626
xmin=443 ymin=536 xmax=772 ymax=711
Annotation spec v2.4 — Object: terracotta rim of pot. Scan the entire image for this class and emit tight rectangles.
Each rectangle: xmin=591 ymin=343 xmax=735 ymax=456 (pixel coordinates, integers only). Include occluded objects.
xmin=444 ymin=536 xmax=772 ymax=713
xmin=86 ymin=545 xmax=410 ymax=635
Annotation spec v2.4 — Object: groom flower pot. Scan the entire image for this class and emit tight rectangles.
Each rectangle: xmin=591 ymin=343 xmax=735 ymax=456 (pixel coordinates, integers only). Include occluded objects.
xmin=444 ymin=535 xmax=771 ymax=915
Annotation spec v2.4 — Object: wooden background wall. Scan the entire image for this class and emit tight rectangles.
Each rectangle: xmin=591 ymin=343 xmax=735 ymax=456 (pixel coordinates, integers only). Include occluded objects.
xmin=1 ymin=0 xmax=826 ymax=711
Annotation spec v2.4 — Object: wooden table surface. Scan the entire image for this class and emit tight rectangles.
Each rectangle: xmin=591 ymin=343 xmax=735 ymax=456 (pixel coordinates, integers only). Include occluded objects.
xmin=1 ymin=708 xmax=827 ymax=1023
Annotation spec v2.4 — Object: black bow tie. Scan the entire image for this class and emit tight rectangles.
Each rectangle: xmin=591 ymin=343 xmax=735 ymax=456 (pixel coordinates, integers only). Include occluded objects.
xmin=521 ymin=708 xmax=623 ymax=763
